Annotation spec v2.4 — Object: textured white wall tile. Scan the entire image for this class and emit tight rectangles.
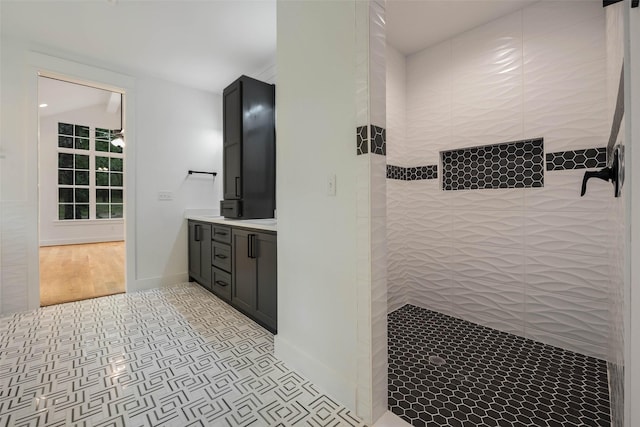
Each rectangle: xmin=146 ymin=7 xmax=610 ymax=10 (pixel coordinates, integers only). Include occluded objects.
xmin=524 ymin=328 xmax=607 ymax=361
xmin=371 ymin=215 xmax=387 ymax=283
xmin=357 ymin=217 xmax=371 ymax=283
xmin=406 ymin=40 xmax=452 ymax=96
xmin=525 ymin=250 xmax=608 ymax=301
xmin=449 ymin=100 xmax=524 ymax=150
xmin=524 ymin=64 xmax=607 ymax=153
xmin=525 ymin=290 xmax=608 ymax=346
xmin=370 ymin=155 xmax=387 ymax=218
xmin=404 ymin=208 xmax=453 ymax=244
xmin=450 ymin=188 xmax=524 ymax=212
xmin=386 ymin=44 xmax=406 ymax=166
xmin=406 ymin=286 xmax=452 ymax=318
xmin=525 ymin=170 xmax=610 ymax=212
xmin=523 ymin=16 xmax=605 ymax=69
xmin=450 ymin=277 xmax=524 ymax=324
xmin=406 ymin=179 xmax=453 ymax=210
xmin=455 ymin=310 xmax=524 ymax=337
xmin=369 ymin=0 xmax=386 ymax=129
xmin=450 ymin=244 xmax=525 ymax=286
xmin=525 ymin=210 xmax=609 ymax=257
xmin=452 ymin=210 xmax=524 ymax=249
xmin=451 ymin=13 xmax=523 ymax=150
xmin=357 ymin=156 xmax=371 ymax=218
xmin=355 ymin=0 xmax=370 ymax=127
xmin=523 ymin=0 xmax=603 ymax=41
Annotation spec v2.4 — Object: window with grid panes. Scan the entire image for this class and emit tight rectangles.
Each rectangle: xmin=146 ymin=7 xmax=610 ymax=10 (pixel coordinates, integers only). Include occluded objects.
xmin=57 ymin=123 xmax=124 ymax=220
xmin=95 ymin=128 xmax=124 ymax=219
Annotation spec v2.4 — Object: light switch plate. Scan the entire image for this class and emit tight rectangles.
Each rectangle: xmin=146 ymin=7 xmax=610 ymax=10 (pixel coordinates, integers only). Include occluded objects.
xmin=327 ymin=174 xmax=336 ymax=196
xmin=158 ymin=191 xmax=173 ymax=201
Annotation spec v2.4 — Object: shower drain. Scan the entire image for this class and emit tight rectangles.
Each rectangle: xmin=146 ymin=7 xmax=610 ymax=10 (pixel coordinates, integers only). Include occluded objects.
xmin=428 ymin=355 xmax=446 ymax=366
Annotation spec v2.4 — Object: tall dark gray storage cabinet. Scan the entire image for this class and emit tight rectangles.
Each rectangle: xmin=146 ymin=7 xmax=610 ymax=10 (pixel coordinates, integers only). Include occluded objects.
xmin=221 ymin=76 xmax=276 ymax=219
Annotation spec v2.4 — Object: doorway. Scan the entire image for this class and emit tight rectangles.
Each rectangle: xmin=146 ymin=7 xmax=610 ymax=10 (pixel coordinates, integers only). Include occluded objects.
xmin=38 ymin=76 xmax=126 ymax=306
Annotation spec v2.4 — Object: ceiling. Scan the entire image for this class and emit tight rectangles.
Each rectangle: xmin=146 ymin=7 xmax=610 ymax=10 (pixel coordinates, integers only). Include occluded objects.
xmin=386 ymin=0 xmax=539 ymax=55
xmin=3 ymin=0 xmax=541 ymax=95
xmin=38 ymin=77 xmax=119 ymax=117
xmin=1 ymin=0 xmax=277 ymax=95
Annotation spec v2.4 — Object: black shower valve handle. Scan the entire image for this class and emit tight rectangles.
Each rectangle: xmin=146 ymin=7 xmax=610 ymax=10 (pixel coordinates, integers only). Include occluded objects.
xmin=580 ymin=168 xmax=613 ymax=196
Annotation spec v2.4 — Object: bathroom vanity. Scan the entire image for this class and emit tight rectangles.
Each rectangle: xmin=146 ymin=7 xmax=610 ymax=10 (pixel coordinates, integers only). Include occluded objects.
xmin=187 ymin=216 xmax=277 ymax=333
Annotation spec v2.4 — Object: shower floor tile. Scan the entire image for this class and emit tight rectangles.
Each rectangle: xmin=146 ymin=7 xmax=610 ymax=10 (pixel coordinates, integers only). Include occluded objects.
xmin=0 ymin=283 xmax=364 ymax=427
xmin=388 ymin=305 xmax=611 ymax=427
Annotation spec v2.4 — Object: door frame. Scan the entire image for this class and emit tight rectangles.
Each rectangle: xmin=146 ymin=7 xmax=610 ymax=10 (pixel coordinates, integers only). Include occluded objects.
xmin=625 ymin=1 xmax=639 ymax=426
xmin=26 ymin=52 xmax=136 ymax=309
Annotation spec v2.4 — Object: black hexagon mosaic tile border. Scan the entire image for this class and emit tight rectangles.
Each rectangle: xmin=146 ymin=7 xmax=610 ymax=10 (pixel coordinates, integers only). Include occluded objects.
xmin=441 ymin=138 xmax=544 ymax=191
xmin=371 ymin=125 xmax=386 ymax=156
xmin=546 ymin=148 xmax=607 ymax=171
xmin=356 ymin=125 xmax=386 ymax=156
xmin=357 ymin=126 xmax=369 ymax=155
xmin=388 ymin=304 xmax=611 ymax=427
xmin=387 ymin=165 xmax=438 ymax=181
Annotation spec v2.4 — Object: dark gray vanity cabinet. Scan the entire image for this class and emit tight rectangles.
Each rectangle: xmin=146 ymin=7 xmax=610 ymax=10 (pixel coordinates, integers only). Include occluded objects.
xmin=221 ymin=76 xmax=276 ymax=219
xmin=188 ymin=221 xmax=212 ymax=289
xmin=211 ymin=225 xmax=232 ymax=302
xmin=231 ymin=228 xmax=277 ymax=333
xmin=188 ymin=219 xmax=277 ymax=333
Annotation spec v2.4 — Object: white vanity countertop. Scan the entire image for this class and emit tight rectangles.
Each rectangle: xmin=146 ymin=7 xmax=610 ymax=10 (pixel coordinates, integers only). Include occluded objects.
xmin=186 ymin=215 xmax=277 ymax=232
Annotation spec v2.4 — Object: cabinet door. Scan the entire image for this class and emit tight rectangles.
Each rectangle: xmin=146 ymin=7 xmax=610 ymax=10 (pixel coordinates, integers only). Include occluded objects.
xmin=188 ymin=221 xmax=201 ymax=282
xmin=231 ymin=229 xmax=256 ymax=315
xmin=223 ymin=81 xmax=242 ymax=200
xmin=254 ymin=232 xmax=277 ymax=332
xmin=199 ymin=223 xmax=212 ymax=289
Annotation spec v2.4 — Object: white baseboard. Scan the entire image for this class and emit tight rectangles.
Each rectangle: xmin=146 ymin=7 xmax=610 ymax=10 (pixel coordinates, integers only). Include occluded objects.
xmin=130 ymin=272 xmax=189 ymax=293
xmin=39 ymin=236 xmax=124 ymax=246
xmin=274 ymin=334 xmax=357 ymax=412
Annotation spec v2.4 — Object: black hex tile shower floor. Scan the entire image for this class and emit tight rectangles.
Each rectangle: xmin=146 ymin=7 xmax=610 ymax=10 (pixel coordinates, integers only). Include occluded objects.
xmin=388 ymin=305 xmax=611 ymax=427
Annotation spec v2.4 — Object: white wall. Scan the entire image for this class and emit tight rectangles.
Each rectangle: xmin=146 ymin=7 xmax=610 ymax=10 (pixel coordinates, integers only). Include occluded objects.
xmin=275 ymin=0 xmax=359 ymax=411
xmin=39 ymin=103 xmax=124 ymax=246
xmin=0 ymin=30 xmax=223 ymax=313
xmin=387 ymin=1 xmax=611 ymax=359
xmin=135 ymin=76 xmax=222 ymax=288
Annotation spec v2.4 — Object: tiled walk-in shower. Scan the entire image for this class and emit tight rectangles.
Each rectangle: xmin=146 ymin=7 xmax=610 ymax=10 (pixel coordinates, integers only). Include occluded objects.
xmin=388 ymin=305 xmax=611 ymax=427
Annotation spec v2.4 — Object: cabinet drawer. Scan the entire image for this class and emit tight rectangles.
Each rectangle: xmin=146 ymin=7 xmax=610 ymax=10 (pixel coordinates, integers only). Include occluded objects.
xmin=212 ymin=225 xmax=231 ymax=244
xmin=212 ymin=242 xmax=231 ymax=272
xmin=211 ymin=267 xmax=232 ymax=302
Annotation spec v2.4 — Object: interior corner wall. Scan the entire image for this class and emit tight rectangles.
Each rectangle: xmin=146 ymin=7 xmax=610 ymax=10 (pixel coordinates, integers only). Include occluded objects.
xmin=0 ymin=30 xmax=223 ymax=314
xmin=275 ymin=0 xmax=359 ymax=411
xmin=605 ymin=2 xmax=626 ymax=426
xmin=386 ymin=43 xmax=408 ymax=313
xmin=39 ymin=104 xmax=124 ymax=246
xmin=387 ymin=1 xmax=611 ymax=359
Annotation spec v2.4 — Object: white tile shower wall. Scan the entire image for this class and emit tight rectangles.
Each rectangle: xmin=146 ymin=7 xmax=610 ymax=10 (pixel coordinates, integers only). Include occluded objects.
xmin=387 ymin=1 xmax=610 ymax=358
xmin=605 ymin=3 xmax=625 ymax=426
xmin=355 ymin=1 xmax=387 ymax=423
xmin=385 ymin=45 xmax=406 ymax=314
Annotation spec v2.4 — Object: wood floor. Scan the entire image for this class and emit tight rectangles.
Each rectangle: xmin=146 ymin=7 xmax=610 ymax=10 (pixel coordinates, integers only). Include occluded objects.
xmin=40 ymin=241 xmax=125 ymax=306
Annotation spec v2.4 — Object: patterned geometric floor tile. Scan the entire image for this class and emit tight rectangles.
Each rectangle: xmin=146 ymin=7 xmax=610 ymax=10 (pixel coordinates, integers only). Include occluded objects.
xmin=0 ymin=283 xmax=365 ymax=427
xmin=388 ymin=304 xmax=611 ymax=427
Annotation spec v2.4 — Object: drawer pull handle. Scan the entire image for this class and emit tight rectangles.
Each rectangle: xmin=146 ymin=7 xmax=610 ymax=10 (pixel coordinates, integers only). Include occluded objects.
xmin=215 ymin=254 xmax=228 ymax=259
xmin=215 ymin=232 xmax=228 ymax=236
xmin=215 ymin=280 xmax=229 ymax=287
